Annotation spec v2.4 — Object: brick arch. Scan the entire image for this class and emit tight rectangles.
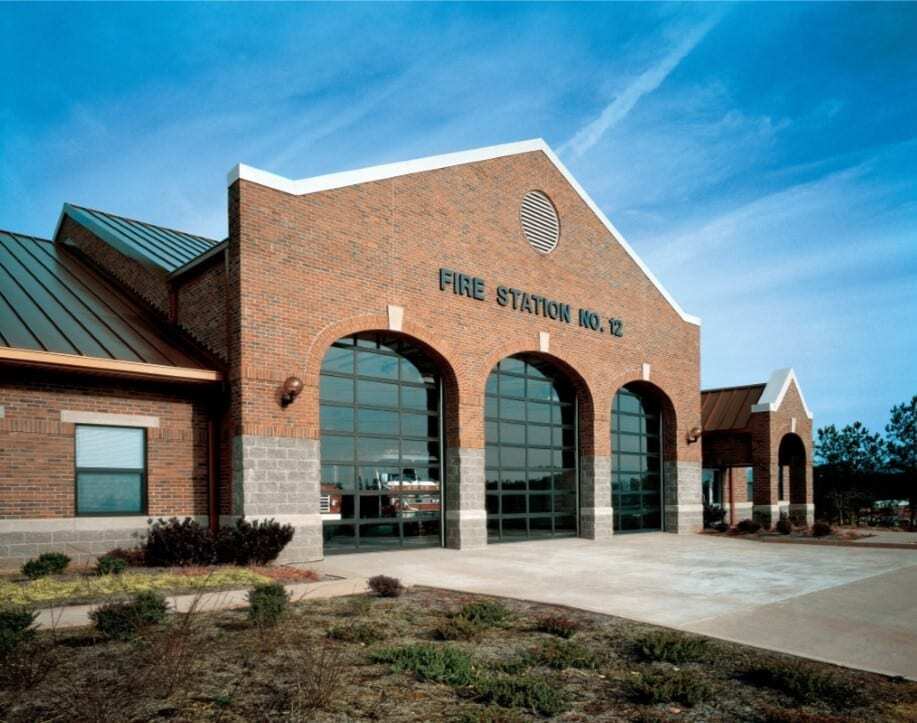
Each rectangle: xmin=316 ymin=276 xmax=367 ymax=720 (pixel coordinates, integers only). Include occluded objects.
xmin=471 ymin=341 xmax=599 ymax=456
xmin=778 ymin=432 xmax=807 ymax=505
xmin=300 ymin=314 xmax=462 ymax=447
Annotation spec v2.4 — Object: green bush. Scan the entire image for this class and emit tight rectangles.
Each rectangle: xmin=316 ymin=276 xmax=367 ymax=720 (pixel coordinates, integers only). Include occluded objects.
xmin=0 ymin=606 xmax=38 ymax=655
xmin=95 ymin=555 xmax=128 ymax=576
xmin=455 ymin=705 xmax=526 ymax=723
xmin=433 ymin=614 xmax=482 ymax=641
xmin=472 ymin=674 xmax=569 ymax=717
xmin=102 ymin=546 xmax=146 ymax=567
xmin=736 ymin=518 xmax=762 ymax=534
xmin=368 ymin=575 xmax=404 ymax=598
xmin=214 ymin=517 xmax=295 ymax=565
xmin=775 ymin=516 xmax=793 ymax=535
xmin=21 ymin=552 xmax=71 ymax=579
xmin=459 ymin=600 xmax=510 ymax=627
xmin=370 ymin=643 xmax=475 ymax=686
xmin=90 ymin=591 xmax=168 ymax=640
xmin=811 ymin=521 xmax=833 ymax=538
xmin=247 ymin=583 xmax=289 ymax=627
xmin=625 ymin=669 xmax=713 ymax=706
xmin=143 ymin=517 xmax=215 ymax=567
xmin=634 ymin=630 xmax=709 ymax=664
xmin=531 ymin=639 xmax=598 ymax=670
xmin=745 ymin=661 xmax=864 ymax=707
xmin=328 ymin=621 xmax=385 ymax=644
xmin=535 ymin=614 xmax=578 ymax=638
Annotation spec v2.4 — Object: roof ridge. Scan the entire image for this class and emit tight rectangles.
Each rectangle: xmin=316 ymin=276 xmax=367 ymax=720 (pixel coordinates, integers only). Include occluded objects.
xmin=67 ymin=203 xmax=219 ymax=245
xmin=701 ymin=382 xmax=766 ymax=393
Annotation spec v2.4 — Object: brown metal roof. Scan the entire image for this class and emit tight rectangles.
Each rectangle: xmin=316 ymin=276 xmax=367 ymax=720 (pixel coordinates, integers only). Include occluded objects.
xmin=0 ymin=230 xmax=216 ymax=374
xmin=701 ymin=384 xmax=766 ymax=432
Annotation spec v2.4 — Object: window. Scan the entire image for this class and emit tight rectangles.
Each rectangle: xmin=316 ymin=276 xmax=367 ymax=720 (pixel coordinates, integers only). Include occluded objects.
xmin=75 ymin=425 xmax=146 ymax=515
xmin=612 ymin=388 xmax=663 ymax=531
xmin=745 ymin=467 xmax=754 ymax=502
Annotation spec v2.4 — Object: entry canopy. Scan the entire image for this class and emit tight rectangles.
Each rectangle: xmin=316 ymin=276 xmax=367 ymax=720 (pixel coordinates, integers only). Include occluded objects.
xmin=227 ymin=138 xmax=701 ymax=327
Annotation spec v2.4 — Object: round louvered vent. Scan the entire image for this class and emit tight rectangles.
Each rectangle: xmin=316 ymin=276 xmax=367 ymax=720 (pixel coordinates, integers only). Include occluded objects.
xmin=520 ymin=191 xmax=560 ymax=254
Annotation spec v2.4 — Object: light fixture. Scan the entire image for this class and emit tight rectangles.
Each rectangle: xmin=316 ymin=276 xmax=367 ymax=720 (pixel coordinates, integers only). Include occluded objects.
xmin=280 ymin=376 xmax=303 ymax=407
xmin=687 ymin=426 xmax=703 ymax=444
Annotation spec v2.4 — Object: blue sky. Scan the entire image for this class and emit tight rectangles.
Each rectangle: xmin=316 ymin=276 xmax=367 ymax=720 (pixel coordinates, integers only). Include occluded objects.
xmin=1 ymin=3 xmax=915 ymax=433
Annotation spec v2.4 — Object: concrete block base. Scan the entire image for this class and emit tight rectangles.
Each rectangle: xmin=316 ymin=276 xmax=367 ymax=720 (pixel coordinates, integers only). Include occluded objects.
xmin=445 ymin=448 xmax=487 ymax=550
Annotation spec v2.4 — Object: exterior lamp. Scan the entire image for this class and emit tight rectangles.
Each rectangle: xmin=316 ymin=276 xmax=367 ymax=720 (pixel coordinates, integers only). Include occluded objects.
xmin=280 ymin=376 xmax=304 ymax=407
xmin=687 ymin=426 xmax=703 ymax=444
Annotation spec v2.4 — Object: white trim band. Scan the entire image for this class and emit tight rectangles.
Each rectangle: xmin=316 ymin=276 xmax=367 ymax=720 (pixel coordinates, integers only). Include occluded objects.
xmin=61 ymin=410 xmax=160 ymax=428
xmin=751 ymin=368 xmax=813 ymax=419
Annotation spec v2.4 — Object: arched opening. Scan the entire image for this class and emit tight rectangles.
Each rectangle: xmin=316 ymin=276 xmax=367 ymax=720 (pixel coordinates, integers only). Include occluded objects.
xmin=319 ymin=332 xmax=444 ymax=552
xmin=484 ymin=354 xmax=578 ymax=542
xmin=779 ymin=433 xmax=807 ymax=505
xmin=611 ymin=382 xmax=675 ymax=532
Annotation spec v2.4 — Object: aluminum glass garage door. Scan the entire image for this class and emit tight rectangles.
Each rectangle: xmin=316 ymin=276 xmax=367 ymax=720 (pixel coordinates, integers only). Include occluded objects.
xmin=320 ymin=333 xmax=442 ymax=552
xmin=485 ymin=356 xmax=577 ymax=542
xmin=612 ymin=387 xmax=662 ymax=531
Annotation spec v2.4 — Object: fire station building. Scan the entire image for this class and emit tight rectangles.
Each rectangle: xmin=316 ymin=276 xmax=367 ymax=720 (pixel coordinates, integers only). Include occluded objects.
xmin=0 ymin=139 xmax=814 ymax=566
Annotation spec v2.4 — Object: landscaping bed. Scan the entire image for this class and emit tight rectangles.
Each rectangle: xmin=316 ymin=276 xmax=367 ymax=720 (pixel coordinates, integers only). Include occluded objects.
xmin=0 ymin=565 xmax=321 ymax=607
xmin=1 ymin=586 xmax=914 ymax=722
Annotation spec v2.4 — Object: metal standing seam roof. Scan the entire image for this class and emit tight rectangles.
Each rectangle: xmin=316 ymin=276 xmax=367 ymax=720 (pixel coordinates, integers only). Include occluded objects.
xmin=58 ymin=203 xmax=221 ymax=273
xmin=701 ymin=384 xmax=766 ymax=432
xmin=0 ymin=230 xmax=211 ymax=369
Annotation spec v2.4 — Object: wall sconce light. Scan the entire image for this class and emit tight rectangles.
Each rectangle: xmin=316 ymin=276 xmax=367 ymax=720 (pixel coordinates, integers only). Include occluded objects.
xmin=280 ymin=376 xmax=304 ymax=407
xmin=687 ymin=426 xmax=703 ymax=444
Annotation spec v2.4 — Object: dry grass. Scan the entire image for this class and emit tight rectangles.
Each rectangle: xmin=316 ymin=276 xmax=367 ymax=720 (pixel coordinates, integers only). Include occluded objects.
xmin=0 ymin=587 xmax=913 ymax=722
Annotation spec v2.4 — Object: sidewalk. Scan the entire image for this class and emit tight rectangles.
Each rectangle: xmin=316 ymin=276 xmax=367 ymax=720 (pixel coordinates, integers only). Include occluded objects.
xmin=36 ymin=576 xmax=368 ymax=630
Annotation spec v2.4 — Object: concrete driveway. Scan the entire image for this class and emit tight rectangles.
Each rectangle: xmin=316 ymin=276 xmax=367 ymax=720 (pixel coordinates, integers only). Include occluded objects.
xmin=315 ymin=533 xmax=917 ymax=679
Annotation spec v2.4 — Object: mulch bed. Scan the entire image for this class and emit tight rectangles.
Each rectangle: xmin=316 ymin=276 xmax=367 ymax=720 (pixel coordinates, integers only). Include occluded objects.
xmin=1 ymin=586 xmax=913 ymax=722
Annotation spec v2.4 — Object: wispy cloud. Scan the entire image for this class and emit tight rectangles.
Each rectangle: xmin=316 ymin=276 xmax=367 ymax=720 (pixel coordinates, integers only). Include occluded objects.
xmin=560 ymin=15 xmax=720 ymax=159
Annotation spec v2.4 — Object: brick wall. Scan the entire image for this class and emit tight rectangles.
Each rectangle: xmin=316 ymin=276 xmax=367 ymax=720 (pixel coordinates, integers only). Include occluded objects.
xmin=229 ymin=150 xmax=701 ymax=459
xmin=0 ymin=368 xmax=213 ymax=519
xmin=175 ymin=254 xmax=229 ymax=361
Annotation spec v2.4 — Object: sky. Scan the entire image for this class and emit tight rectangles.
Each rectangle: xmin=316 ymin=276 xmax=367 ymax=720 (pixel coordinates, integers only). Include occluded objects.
xmin=1 ymin=3 xmax=915 ymax=434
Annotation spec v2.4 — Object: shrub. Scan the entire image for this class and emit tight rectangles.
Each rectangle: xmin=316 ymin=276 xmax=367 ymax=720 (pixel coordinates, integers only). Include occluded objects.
xmin=736 ymin=518 xmax=762 ymax=534
xmin=625 ymin=669 xmax=713 ymax=706
xmin=531 ymin=639 xmax=598 ymax=670
xmin=634 ymin=630 xmax=709 ymax=664
xmin=95 ymin=555 xmax=127 ymax=576
xmin=143 ymin=517 xmax=215 ymax=567
xmin=812 ymin=521 xmax=833 ymax=538
xmin=459 ymin=600 xmax=510 ymax=627
xmin=328 ymin=621 xmax=385 ymax=644
xmin=704 ymin=503 xmax=727 ymax=528
xmin=0 ymin=606 xmax=38 ymax=655
xmin=775 ymin=516 xmax=793 ymax=535
xmin=370 ymin=643 xmax=474 ymax=686
xmin=21 ymin=552 xmax=71 ymax=579
xmin=214 ymin=517 xmax=295 ymax=565
xmin=745 ymin=661 xmax=864 ymax=707
xmin=368 ymin=575 xmax=404 ymax=598
xmin=90 ymin=591 xmax=168 ymax=640
xmin=102 ymin=547 xmax=145 ymax=567
xmin=535 ymin=614 xmax=578 ymax=638
xmin=433 ymin=615 xmax=482 ymax=641
xmin=472 ymin=673 xmax=569 ymax=717
xmin=247 ymin=582 xmax=288 ymax=627
xmin=456 ymin=705 xmax=526 ymax=723
xmin=713 ymin=522 xmax=729 ymax=533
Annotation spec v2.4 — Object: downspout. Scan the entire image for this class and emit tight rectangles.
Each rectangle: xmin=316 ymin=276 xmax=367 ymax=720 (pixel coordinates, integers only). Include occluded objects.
xmin=208 ymin=416 xmax=219 ymax=534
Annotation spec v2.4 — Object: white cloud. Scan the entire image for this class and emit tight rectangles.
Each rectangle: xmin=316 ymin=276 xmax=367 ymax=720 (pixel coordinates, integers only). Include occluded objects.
xmin=559 ymin=15 xmax=719 ymax=159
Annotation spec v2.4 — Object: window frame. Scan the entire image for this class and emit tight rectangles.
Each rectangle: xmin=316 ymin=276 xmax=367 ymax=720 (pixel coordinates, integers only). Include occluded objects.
xmin=74 ymin=424 xmax=148 ymax=517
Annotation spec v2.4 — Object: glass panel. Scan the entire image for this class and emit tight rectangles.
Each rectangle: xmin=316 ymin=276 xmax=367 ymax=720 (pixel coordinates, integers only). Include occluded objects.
xmin=402 ymin=439 xmax=437 ymax=465
xmin=500 ymin=374 xmax=525 ymax=398
xmin=321 ymin=405 xmax=353 ymax=432
xmin=356 ymin=437 xmax=398 ymax=464
xmin=402 ymin=413 xmax=436 ymax=438
xmin=527 ymin=424 xmax=551 ymax=447
xmin=76 ymin=472 xmax=142 ymax=514
xmin=321 ymin=346 xmax=353 ymax=373
xmin=321 ymin=435 xmax=353 ymax=462
xmin=75 ymin=426 xmax=143 ymax=469
xmin=527 ymin=378 xmax=554 ymax=402
xmin=401 ymin=385 xmax=436 ymax=411
xmin=501 ymin=446 xmax=525 ymax=469
xmin=321 ymin=464 xmax=355 ymax=491
xmin=527 ymin=401 xmax=552 ymax=424
xmin=500 ymin=422 xmax=525 ymax=445
xmin=358 ymin=408 xmax=398 ymax=435
xmin=501 ymin=398 xmax=525 ymax=421
xmin=323 ymin=524 xmax=356 ymax=550
xmin=357 ymin=379 xmax=399 ymax=407
xmin=356 ymin=350 xmax=398 ymax=380
xmin=320 ymin=375 xmax=353 ymax=403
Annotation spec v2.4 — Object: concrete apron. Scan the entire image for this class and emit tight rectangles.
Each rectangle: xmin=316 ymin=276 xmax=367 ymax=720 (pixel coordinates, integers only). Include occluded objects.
xmin=34 ymin=577 xmax=368 ymax=631
xmin=314 ymin=534 xmax=917 ymax=680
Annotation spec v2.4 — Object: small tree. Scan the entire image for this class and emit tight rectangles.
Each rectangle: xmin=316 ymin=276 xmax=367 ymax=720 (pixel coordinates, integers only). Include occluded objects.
xmin=886 ymin=396 xmax=917 ymax=527
xmin=815 ymin=422 xmax=886 ymax=525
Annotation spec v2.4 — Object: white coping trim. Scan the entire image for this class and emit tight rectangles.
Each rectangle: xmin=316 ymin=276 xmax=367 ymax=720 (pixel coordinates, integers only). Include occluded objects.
xmin=580 ymin=507 xmax=614 ymax=516
xmin=61 ymin=410 xmax=160 ymax=428
xmin=665 ymin=504 xmax=704 ymax=512
xmin=0 ymin=516 xmax=208 ymax=533
xmin=445 ymin=510 xmax=488 ymax=520
xmin=751 ymin=368 xmax=813 ymax=419
xmin=227 ymin=139 xmax=701 ymax=327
